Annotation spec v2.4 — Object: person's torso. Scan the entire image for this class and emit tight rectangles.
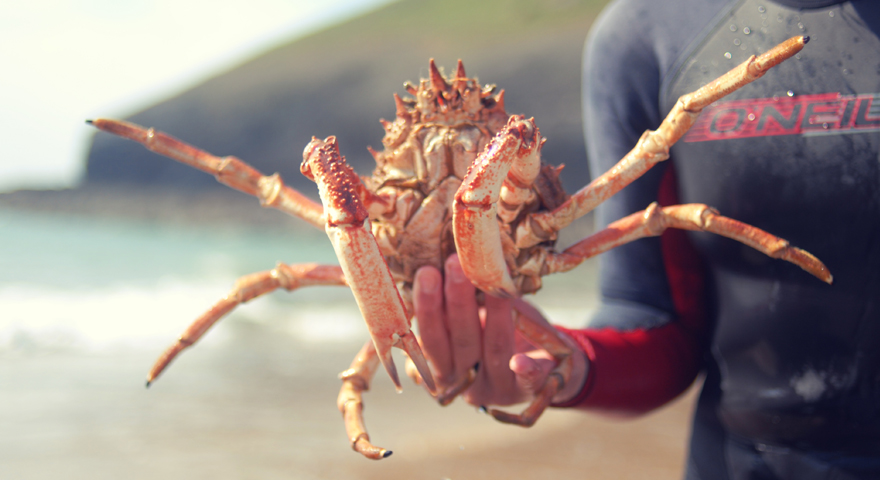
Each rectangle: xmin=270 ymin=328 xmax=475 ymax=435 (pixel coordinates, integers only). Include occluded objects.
xmin=663 ymin=0 xmax=880 ymax=451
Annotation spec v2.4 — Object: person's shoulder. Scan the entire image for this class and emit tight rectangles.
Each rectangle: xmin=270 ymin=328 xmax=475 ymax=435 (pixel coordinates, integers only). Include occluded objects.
xmin=594 ymin=0 xmax=732 ymax=27
xmin=588 ymin=0 xmax=734 ymax=70
xmin=585 ymin=0 xmax=661 ymax=73
xmin=588 ymin=0 xmax=660 ymax=47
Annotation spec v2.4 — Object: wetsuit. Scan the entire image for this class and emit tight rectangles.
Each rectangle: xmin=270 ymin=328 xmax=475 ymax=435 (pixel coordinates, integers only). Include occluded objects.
xmin=556 ymin=1 xmax=880 ymax=478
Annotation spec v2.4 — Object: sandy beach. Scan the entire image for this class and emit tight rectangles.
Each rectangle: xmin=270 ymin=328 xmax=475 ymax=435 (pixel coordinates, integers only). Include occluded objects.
xmin=1 ymin=318 xmax=697 ymax=480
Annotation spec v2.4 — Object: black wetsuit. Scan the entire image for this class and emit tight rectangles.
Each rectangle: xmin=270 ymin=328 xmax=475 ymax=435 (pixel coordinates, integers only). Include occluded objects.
xmin=572 ymin=0 xmax=880 ymax=478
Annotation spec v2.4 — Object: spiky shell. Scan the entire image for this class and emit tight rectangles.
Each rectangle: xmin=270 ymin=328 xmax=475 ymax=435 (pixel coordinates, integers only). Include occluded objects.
xmin=364 ymin=60 xmax=568 ymax=308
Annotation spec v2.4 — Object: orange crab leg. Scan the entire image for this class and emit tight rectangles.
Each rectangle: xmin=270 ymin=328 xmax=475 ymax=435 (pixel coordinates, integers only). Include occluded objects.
xmin=147 ymin=263 xmax=347 ymax=386
xmin=87 ymin=118 xmax=326 ymax=229
xmin=337 ymin=341 xmax=390 ymax=459
xmin=541 ymin=202 xmax=832 ymax=284
xmin=302 ymin=136 xmax=436 ymax=393
xmin=515 ymin=35 xmax=810 ymax=248
xmin=453 ymin=115 xmax=543 ymax=297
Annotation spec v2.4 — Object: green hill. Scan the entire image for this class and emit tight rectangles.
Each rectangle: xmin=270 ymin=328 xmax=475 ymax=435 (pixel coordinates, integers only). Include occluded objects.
xmin=85 ymin=0 xmax=608 ymax=197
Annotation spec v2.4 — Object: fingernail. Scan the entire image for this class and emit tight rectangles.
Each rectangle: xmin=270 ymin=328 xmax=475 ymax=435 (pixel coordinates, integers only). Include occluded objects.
xmin=449 ymin=264 xmax=468 ymax=284
xmin=419 ymin=270 xmax=439 ymax=292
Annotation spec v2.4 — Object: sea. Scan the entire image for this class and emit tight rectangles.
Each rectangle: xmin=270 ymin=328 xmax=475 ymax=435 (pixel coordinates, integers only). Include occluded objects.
xmin=0 ymin=207 xmax=597 ymax=356
xmin=0 ymin=207 xmax=368 ymax=354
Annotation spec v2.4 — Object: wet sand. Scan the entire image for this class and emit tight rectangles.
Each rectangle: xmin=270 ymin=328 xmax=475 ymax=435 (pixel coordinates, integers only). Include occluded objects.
xmin=2 ymin=318 xmax=697 ymax=480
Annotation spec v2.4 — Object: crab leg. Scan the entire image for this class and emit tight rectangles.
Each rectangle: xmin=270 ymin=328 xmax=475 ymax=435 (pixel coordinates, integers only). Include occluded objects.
xmin=515 ymin=35 xmax=810 ymax=248
xmin=338 ymin=341 xmax=390 ymax=459
xmin=453 ymin=115 xmax=543 ymax=297
xmin=302 ymin=136 xmax=436 ymax=393
xmin=541 ymin=202 xmax=832 ymax=284
xmin=146 ymin=263 xmax=347 ymax=386
xmin=87 ymin=118 xmax=326 ymax=229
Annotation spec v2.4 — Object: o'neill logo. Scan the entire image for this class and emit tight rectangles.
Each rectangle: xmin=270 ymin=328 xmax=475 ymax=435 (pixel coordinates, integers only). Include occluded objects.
xmin=684 ymin=92 xmax=880 ymax=142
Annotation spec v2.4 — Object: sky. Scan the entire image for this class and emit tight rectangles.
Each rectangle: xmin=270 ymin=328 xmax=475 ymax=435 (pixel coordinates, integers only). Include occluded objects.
xmin=0 ymin=0 xmax=394 ymax=193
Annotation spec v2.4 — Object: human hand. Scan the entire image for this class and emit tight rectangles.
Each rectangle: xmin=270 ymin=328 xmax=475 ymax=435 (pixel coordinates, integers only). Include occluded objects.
xmin=412 ymin=254 xmax=588 ymax=408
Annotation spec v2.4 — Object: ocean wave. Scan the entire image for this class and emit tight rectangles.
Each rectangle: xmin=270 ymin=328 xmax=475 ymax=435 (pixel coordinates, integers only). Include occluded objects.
xmin=0 ymin=278 xmax=367 ymax=354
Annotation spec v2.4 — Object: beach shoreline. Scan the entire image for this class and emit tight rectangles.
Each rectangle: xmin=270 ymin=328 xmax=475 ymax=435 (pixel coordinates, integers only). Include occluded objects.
xmin=2 ymin=329 xmax=697 ymax=480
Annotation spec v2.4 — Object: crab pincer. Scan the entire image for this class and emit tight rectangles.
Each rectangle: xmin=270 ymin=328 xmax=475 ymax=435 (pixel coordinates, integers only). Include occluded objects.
xmin=453 ymin=115 xmax=544 ymax=298
xmin=301 ymin=136 xmax=436 ymax=393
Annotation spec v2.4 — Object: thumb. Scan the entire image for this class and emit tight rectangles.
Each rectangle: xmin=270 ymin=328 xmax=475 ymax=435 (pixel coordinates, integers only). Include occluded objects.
xmin=510 ymin=352 xmax=555 ymax=395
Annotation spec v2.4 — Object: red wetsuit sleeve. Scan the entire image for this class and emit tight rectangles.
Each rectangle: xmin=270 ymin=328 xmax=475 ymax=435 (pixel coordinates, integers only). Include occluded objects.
xmin=552 ymin=166 xmax=709 ymax=415
xmin=553 ymin=321 xmax=703 ymax=414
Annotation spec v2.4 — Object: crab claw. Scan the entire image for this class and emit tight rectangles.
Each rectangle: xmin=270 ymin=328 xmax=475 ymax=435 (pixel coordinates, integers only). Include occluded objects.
xmin=453 ymin=116 xmax=543 ymax=297
xmin=302 ymin=136 xmax=436 ymax=394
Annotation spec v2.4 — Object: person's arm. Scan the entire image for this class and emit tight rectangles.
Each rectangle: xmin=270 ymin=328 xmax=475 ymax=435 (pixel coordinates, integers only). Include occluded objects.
xmin=560 ymin=0 xmax=710 ymax=415
xmin=413 ymin=217 xmax=706 ymax=416
xmin=551 ymin=188 xmax=709 ymax=416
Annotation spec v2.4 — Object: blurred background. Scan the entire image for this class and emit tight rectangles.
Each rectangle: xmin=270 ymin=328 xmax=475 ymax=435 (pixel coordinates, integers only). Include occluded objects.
xmin=0 ymin=0 xmax=698 ymax=478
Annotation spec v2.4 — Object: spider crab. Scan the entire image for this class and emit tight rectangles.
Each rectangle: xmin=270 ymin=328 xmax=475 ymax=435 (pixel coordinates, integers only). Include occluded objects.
xmin=87 ymin=35 xmax=829 ymax=460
